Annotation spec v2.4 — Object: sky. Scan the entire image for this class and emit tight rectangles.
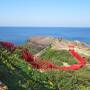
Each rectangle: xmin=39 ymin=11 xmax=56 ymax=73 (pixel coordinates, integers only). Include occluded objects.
xmin=0 ymin=0 xmax=90 ymax=27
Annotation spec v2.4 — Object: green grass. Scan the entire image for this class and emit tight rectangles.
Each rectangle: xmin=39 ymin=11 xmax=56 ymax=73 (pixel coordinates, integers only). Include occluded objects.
xmin=40 ymin=49 xmax=77 ymax=66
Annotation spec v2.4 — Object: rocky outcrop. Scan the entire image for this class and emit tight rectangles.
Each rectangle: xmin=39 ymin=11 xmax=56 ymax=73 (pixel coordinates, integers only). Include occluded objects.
xmin=27 ymin=36 xmax=54 ymax=52
xmin=27 ymin=36 xmax=90 ymax=56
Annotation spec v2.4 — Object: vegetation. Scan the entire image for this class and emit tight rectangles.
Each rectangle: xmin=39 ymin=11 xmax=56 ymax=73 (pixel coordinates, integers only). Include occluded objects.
xmin=19 ymin=43 xmax=43 ymax=55
xmin=41 ymin=46 xmax=77 ymax=66
xmin=0 ymin=48 xmax=53 ymax=90
xmin=0 ymin=47 xmax=90 ymax=90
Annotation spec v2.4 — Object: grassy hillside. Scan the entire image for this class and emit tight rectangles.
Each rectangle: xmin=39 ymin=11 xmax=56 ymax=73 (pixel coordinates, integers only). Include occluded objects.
xmin=0 ymin=47 xmax=90 ymax=90
xmin=40 ymin=46 xmax=77 ymax=66
xmin=0 ymin=48 xmax=54 ymax=90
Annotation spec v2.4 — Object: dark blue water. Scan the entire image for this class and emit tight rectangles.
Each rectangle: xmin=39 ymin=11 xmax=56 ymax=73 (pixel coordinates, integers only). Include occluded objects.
xmin=0 ymin=27 xmax=90 ymax=45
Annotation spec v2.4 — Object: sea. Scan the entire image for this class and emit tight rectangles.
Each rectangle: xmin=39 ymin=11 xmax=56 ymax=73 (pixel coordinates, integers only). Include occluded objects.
xmin=0 ymin=27 xmax=90 ymax=45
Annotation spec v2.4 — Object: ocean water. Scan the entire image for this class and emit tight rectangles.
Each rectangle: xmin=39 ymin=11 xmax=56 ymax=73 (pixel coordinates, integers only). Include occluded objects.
xmin=0 ymin=27 xmax=90 ymax=45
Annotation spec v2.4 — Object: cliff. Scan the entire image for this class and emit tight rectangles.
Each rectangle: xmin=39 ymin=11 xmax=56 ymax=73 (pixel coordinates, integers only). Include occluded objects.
xmin=27 ymin=36 xmax=90 ymax=57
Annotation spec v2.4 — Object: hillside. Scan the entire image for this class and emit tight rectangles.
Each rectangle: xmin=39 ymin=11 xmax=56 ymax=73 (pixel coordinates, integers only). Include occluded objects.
xmin=26 ymin=36 xmax=90 ymax=68
xmin=0 ymin=36 xmax=90 ymax=90
xmin=27 ymin=36 xmax=90 ymax=57
xmin=0 ymin=47 xmax=90 ymax=90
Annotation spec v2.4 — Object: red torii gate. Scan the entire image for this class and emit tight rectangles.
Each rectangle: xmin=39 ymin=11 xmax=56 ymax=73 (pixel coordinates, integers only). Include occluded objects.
xmin=68 ymin=44 xmax=75 ymax=51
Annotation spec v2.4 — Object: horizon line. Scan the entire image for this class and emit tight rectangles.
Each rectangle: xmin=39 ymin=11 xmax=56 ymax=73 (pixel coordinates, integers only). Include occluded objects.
xmin=0 ymin=26 xmax=90 ymax=28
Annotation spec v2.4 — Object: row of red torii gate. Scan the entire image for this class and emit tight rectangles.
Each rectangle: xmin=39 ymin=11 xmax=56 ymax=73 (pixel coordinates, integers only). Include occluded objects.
xmin=0 ymin=41 xmax=87 ymax=71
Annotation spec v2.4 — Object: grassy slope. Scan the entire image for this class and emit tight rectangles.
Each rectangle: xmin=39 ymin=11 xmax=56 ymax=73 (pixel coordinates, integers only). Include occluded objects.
xmin=40 ymin=46 xmax=90 ymax=90
xmin=0 ymin=47 xmax=90 ymax=90
xmin=0 ymin=48 xmax=54 ymax=90
xmin=40 ymin=46 xmax=77 ymax=66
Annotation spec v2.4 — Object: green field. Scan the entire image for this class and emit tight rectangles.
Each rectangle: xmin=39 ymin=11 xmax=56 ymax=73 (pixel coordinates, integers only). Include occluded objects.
xmin=40 ymin=48 xmax=77 ymax=66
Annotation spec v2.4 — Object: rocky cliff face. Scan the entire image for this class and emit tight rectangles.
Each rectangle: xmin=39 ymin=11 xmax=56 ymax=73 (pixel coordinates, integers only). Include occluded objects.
xmin=27 ymin=36 xmax=90 ymax=57
xmin=27 ymin=36 xmax=54 ymax=52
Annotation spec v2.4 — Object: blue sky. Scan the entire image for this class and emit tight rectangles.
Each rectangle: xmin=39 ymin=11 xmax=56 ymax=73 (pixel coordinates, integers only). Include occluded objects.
xmin=0 ymin=0 xmax=90 ymax=27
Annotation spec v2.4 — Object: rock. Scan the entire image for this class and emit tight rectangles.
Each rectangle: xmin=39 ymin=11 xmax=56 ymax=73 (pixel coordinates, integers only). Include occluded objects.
xmin=26 ymin=36 xmax=90 ymax=57
xmin=0 ymin=81 xmax=8 ymax=90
